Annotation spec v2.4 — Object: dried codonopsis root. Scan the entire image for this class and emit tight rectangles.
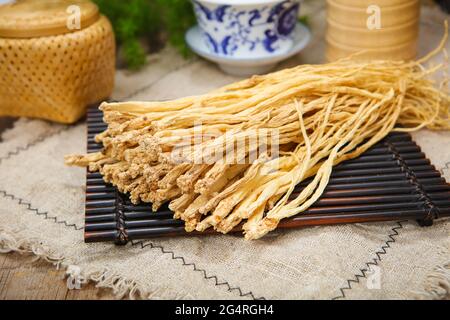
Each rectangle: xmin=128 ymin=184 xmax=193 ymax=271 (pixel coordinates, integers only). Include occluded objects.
xmin=66 ymin=23 xmax=450 ymax=239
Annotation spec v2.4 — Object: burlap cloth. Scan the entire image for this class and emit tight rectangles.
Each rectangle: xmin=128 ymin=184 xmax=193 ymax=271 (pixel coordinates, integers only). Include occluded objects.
xmin=0 ymin=2 xmax=448 ymax=300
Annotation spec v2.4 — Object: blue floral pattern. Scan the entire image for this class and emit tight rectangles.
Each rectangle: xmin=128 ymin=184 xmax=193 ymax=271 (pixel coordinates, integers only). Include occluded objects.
xmin=277 ymin=3 xmax=299 ymax=36
xmin=192 ymin=0 xmax=300 ymax=57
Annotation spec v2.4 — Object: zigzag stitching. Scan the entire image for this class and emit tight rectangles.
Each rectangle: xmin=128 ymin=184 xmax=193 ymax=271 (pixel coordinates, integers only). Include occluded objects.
xmin=332 ymin=220 xmax=406 ymax=300
xmin=130 ymin=239 xmax=266 ymax=300
xmin=440 ymin=161 xmax=450 ymax=176
xmin=0 ymin=126 xmax=69 ymax=166
xmin=0 ymin=189 xmax=83 ymax=230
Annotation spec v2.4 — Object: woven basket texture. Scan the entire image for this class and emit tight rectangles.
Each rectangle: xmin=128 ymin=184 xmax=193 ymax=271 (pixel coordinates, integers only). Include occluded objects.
xmin=0 ymin=15 xmax=115 ymax=123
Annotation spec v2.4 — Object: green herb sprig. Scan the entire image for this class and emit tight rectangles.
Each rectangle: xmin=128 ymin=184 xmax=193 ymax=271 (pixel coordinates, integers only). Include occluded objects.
xmin=93 ymin=0 xmax=195 ymax=70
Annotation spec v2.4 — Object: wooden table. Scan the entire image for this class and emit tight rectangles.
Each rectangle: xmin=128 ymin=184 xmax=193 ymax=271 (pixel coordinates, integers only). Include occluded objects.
xmin=0 ymin=253 xmax=116 ymax=299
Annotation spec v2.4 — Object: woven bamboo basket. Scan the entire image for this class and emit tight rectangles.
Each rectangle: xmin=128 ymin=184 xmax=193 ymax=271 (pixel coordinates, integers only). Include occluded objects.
xmin=0 ymin=0 xmax=115 ymax=124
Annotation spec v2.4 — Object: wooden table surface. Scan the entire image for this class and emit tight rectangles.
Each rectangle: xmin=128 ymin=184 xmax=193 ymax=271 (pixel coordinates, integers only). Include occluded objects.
xmin=0 ymin=253 xmax=116 ymax=300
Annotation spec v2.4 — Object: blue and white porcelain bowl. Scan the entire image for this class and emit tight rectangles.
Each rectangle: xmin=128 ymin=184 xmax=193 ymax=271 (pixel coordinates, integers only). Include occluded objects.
xmin=192 ymin=0 xmax=302 ymax=59
xmin=186 ymin=22 xmax=310 ymax=76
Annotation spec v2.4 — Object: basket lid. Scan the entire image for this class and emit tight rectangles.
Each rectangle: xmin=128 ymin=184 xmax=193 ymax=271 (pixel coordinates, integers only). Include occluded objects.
xmin=0 ymin=0 xmax=100 ymax=38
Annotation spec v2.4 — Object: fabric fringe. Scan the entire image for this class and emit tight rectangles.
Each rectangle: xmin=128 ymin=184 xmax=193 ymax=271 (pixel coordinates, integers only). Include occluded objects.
xmin=0 ymin=227 xmax=164 ymax=300
xmin=2 ymin=227 xmax=447 ymax=300
xmin=416 ymin=261 xmax=450 ymax=300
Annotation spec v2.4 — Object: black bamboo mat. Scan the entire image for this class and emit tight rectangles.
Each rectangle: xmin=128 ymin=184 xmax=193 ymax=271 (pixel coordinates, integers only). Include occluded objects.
xmin=85 ymin=106 xmax=450 ymax=244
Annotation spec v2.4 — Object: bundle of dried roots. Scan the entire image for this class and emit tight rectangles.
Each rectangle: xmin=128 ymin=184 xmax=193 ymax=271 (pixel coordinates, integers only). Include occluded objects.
xmin=66 ymin=26 xmax=449 ymax=239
